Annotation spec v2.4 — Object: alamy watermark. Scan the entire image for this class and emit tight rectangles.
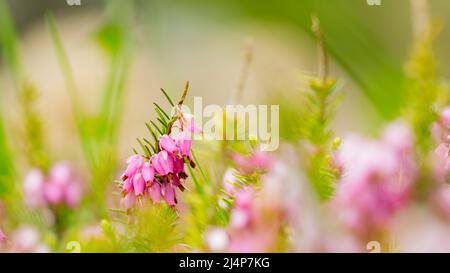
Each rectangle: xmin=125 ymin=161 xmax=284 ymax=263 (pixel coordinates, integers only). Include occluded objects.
xmin=176 ymin=97 xmax=279 ymax=152
xmin=66 ymin=0 xmax=81 ymax=6
xmin=367 ymin=0 xmax=381 ymax=6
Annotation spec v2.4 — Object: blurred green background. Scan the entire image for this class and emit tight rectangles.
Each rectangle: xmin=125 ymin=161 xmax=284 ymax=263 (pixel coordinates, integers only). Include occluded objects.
xmin=1 ymin=0 xmax=449 ymax=165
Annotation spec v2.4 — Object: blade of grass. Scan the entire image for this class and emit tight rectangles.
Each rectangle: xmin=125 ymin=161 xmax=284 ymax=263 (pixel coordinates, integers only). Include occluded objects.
xmin=45 ymin=13 xmax=95 ymax=167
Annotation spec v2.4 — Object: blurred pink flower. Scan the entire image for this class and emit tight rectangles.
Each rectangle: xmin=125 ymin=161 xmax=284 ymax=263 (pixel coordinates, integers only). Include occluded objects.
xmin=224 ymin=185 xmax=283 ymax=252
xmin=431 ymin=107 xmax=450 ymax=144
xmin=430 ymin=107 xmax=450 ymax=184
xmin=7 ymin=226 xmax=49 ymax=253
xmin=24 ymin=162 xmax=84 ymax=209
xmin=23 ymin=169 xmax=46 ymax=208
xmin=45 ymin=162 xmax=84 ymax=208
xmin=0 ymin=229 xmax=5 ymax=244
xmin=334 ymin=122 xmax=417 ymax=238
xmin=440 ymin=107 xmax=450 ymax=127
xmin=434 ymin=185 xmax=450 ymax=218
xmin=231 ymin=151 xmax=271 ymax=174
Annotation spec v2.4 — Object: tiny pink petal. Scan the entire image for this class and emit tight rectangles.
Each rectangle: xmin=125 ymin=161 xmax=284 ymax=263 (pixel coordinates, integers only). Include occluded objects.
xmin=159 ymin=135 xmax=178 ymax=154
xmin=133 ymin=173 xmax=146 ymax=196
xmin=141 ymin=162 xmax=155 ymax=183
xmin=123 ymin=192 xmax=136 ymax=209
xmin=148 ymin=182 xmax=161 ymax=203
xmin=162 ymin=183 xmax=177 ymax=206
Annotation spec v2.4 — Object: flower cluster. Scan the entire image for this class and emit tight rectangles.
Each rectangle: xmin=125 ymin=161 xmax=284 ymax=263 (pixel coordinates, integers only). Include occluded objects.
xmin=121 ymin=113 xmax=201 ymax=208
xmin=207 ymin=181 xmax=284 ymax=252
xmin=23 ymin=162 xmax=84 ymax=209
xmin=333 ymin=122 xmax=417 ymax=238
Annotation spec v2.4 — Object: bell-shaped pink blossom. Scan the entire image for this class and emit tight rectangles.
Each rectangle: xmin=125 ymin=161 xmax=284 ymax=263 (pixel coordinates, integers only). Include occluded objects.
xmin=121 ymin=155 xmax=145 ymax=179
xmin=151 ymin=151 xmax=175 ymax=176
xmin=123 ymin=192 xmax=136 ymax=210
xmin=162 ymin=183 xmax=176 ymax=206
xmin=132 ymin=173 xmax=146 ymax=196
xmin=141 ymin=162 xmax=155 ymax=183
xmin=122 ymin=177 xmax=133 ymax=194
xmin=159 ymin=135 xmax=178 ymax=154
xmin=148 ymin=182 xmax=161 ymax=203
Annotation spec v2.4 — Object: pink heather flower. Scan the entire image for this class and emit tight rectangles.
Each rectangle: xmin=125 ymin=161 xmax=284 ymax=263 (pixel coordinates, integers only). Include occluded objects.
xmin=431 ymin=107 xmax=450 ymax=184
xmin=45 ymin=162 xmax=84 ymax=208
xmin=141 ymin=162 xmax=155 ymax=183
xmin=431 ymin=107 xmax=450 ymax=144
xmin=162 ymin=183 xmax=177 ymax=206
xmin=8 ymin=226 xmax=50 ymax=253
xmin=147 ymin=182 xmax=161 ymax=203
xmin=173 ymin=113 xmax=202 ymax=134
xmin=121 ymin=155 xmax=145 ymax=179
xmin=132 ymin=173 xmax=146 ymax=196
xmin=221 ymin=185 xmax=283 ymax=253
xmin=334 ymin=123 xmax=417 ymax=238
xmin=159 ymin=135 xmax=178 ymax=154
xmin=0 ymin=229 xmax=5 ymax=244
xmin=440 ymin=107 xmax=450 ymax=127
xmin=434 ymin=186 xmax=450 ymax=218
xmin=43 ymin=182 xmax=64 ymax=205
xmin=123 ymin=192 xmax=136 ymax=210
xmin=121 ymin=111 xmax=200 ymax=208
xmin=434 ymin=144 xmax=450 ymax=174
xmin=24 ymin=162 xmax=84 ymax=209
xmin=23 ymin=169 xmax=46 ymax=208
xmin=231 ymin=151 xmax=271 ymax=174
xmin=159 ymin=132 xmax=193 ymax=164
xmin=151 ymin=150 xmax=175 ymax=176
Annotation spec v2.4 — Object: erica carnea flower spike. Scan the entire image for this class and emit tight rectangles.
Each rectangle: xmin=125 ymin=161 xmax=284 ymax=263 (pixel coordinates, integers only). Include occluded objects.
xmin=120 ymin=82 xmax=201 ymax=209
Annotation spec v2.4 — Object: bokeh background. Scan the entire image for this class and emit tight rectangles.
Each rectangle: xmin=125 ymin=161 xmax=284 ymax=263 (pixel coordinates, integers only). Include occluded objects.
xmin=1 ymin=0 xmax=449 ymax=163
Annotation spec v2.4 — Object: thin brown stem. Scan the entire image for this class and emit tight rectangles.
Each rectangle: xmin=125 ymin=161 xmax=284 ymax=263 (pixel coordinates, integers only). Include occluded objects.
xmin=311 ymin=16 xmax=328 ymax=85
xmin=231 ymin=38 xmax=253 ymax=104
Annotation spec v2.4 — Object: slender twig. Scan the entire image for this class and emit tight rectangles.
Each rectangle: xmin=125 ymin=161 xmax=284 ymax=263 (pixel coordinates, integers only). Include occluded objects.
xmin=230 ymin=38 xmax=253 ymax=104
xmin=311 ymin=16 xmax=328 ymax=85
xmin=410 ymin=0 xmax=430 ymax=41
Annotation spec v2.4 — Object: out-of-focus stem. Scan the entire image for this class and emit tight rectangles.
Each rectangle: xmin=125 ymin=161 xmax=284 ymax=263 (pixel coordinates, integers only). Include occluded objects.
xmin=230 ymin=38 xmax=253 ymax=105
xmin=311 ymin=16 xmax=328 ymax=86
xmin=410 ymin=0 xmax=430 ymax=41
